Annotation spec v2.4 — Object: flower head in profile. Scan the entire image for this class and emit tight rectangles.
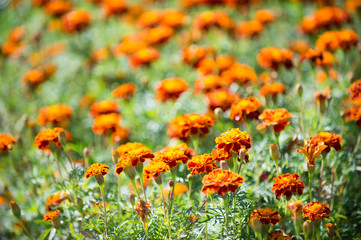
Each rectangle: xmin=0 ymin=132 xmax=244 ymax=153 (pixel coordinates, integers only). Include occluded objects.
xmin=310 ymin=132 xmax=343 ymax=153
xmin=156 ymin=145 xmax=189 ymax=168
xmin=316 ymin=29 xmax=359 ymax=51
xmin=111 ymin=127 xmax=129 ymax=144
xmin=257 ymin=47 xmax=293 ymax=71
xmin=230 ymin=97 xmax=263 ymax=122
xmin=259 ymin=83 xmax=285 ymax=98
xmin=135 ymin=199 xmax=151 ymax=223
xmin=115 ymin=145 xmax=154 ymax=174
xmin=201 ymin=169 xmax=244 ymax=195
xmin=214 ymin=128 xmax=251 ymax=163
xmin=34 ymin=128 xmax=65 ymax=153
xmin=249 ymin=207 xmax=281 ymax=226
xmin=194 ymin=75 xmax=225 ymax=94
xmin=129 ymin=47 xmax=160 ymax=68
xmin=221 ymin=63 xmax=257 ymax=86
xmin=237 ymin=20 xmax=263 ymax=38
xmin=22 ymin=69 xmax=46 ymax=87
xmin=271 ymin=173 xmax=305 ymax=198
xmin=206 ymin=89 xmax=239 ymax=111
xmin=302 ymin=202 xmax=331 ymax=221
xmin=102 ymin=0 xmax=127 ymax=17
xmin=0 ymin=133 xmax=17 ymax=155
xmin=43 ymin=210 xmax=60 ymax=221
xmin=344 ymin=107 xmax=361 ymax=126
xmin=268 ymin=230 xmax=292 ymax=240
xmin=46 ymin=191 xmax=68 ymax=206
xmin=257 ymin=108 xmax=294 ymax=134
xmin=288 ymin=201 xmax=303 ymax=220
xmin=256 ymin=9 xmax=276 ymax=25
xmin=187 ymin=154 xmax=217 ymax=175
xmin=155 ymin=77 xmax=189 ymax=102
xmin=183 ymin=45 xmax=213 ymax=67
xmin=90 ymin=100 xmax=118 ymax=118
xmin=113 ymin=35 xmax=148 ymax=56
xmin=143 ymin=160 xmax=170 ymax=181
xmin=112 ymin=83 xmax=137 ymax=100
xmin=85 ymin=163 xmax=110 ymax=178
xmin=62 ymin=9 xmax=90 ymax=33
xmin=297 ymin=140 xmax=327 ymax=166
xmin=92 ymin=113 xmax=122 ymax=135
xmin=37 ymin=104 xmax=73 ymax=127
xmin=44 ymin=0 xmax=72 ymax=17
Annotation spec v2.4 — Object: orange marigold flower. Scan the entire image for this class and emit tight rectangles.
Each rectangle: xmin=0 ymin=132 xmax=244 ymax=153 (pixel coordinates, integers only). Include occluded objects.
xmin=89 ymin=48 xmax=109 ymax=65
xmin=297 ymin=140 xmax=327 ymax=166
xmin=44 ymin=0 xmax=72 ymax=17
xmin=183 ymin=45 xmax=213 ymax=67
xmin=155 ymin=77 xmax=189 ymax=102
xmin=139 ymin=25 xmax=174 ymax=46
xmin=22 ymin=69 xmax=46 ymax=87
xmin=187 ymin=154 xmax=217 ymax=175
xmin=43 ymin=210 xmax=60 ymax=221
xmin=249 ymin=207 xmax=281 ymax=226
xmin=206 ymin=88 xmax=239 ymax=111
xmin=62 ymin=9 xmax=91 ymax=33
xmin=113 ymin=35 xmax=148 ymax=56
xmin=257 ymin=108 xmax=294 ymax=134
xmin=201 ymin=168 xmax=244 ymax=195
xmin=268 ymin=230 xmax=292 ymax=240
xmin=194 ymin=75 xmax=224 ymax=94
xmin=161 ymin=143 xmax=195 ymax=159
xmin=216 ymin=55 xmax=236 ymax=72
xmin=137 ymin=10 xmax=162 ymax=28
xmin=85 ymin=163 xmax=110 ymax=178
xmin=164 ymin=183 xmax=188 ymax=197
xmin=135 ymin=199 xmax=151 ymax=223
xmin=237 ymin=20 xmax=263 ymax=38
xmin=143 ymin=160 xmax=170 ymax=181
xmin=214 ymin=128 xmax=251 ymax=163
xmin=257 ymin=47 xmax=293 ymax=71
xmin=299 ymin=16 xmax=318 ymax=35
xmin=230 ymin=97 xmax=263 ymax=122
xmin=46 ymin=191 xmax=68 ymax=206
xmin=271 ymin=173 xmax=305 ymax=198
xmin=90 ymin=100 xmax=118 ymax=118
xmin=102 ymin=0 xmax=127 ymax=17
xmin=92 ymin=113 xmax=122 ymax=135
xmin=79 ymin=94 xmax=96 ymax=109
xmin=348 ymin=79 xmax=361 ymax=104
xmin=115 ymin=144 xmax=154 ymax=174
xmin=289 ymin=39 xmax=310 ymax=54
xmin=314 ymin=87 xmax=331 ymax=112
xmin=302 ymin=202 xmax=331 ymax=221
xmin=162 ymin=9 xmax=186 ymax=28
xmin=193 ymin=11 xmax=234 ymax=31
xmin=344 ymin=107 xmax=361 ymax=126
xmin=221 ymin=63 xmax=257 ymax=86
xmin=34 ymin=128 xmax=65 ymax=152
xmin=156 ymin=145 xmax=189 ymax=168
xmin=111 ymin=127 xmax=129 ymax=143
xmin=129 ymin=47 xmax=160 ymax=68
xmin=1 ymin=26 xmax=26 ymax=57
xmin=316 ymin=29 xmax=359 ymax=51
xmin=112 ymin=82 xmax=137 ymax=100
xmin=167 ymin=113 xmax=214 ymax=142
xmin=114 ymin=142 xmax=145 ymax=157
xmin=0 ymin=133 xmax=17 ymax=154
xmin=37 ymin=104 xmax=73 ymax=127
xmin=288 ymin=201 xmax=303 ymax=219
xmin=313 ymin=7 xmax=350 ymax=29
xmin=255 ymin=9 xmax=276 ymax=25
xmin=310 ymin=132 xmax=343 ymax=153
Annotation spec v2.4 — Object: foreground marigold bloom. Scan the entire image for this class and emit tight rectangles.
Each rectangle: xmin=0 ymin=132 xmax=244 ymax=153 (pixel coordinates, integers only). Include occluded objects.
xmin=187 ymin=154 xmax=217 ymax=175
xmin=85 ymin=163 xmax=110 ymax=178
xmin=46 ymin=191 xmax=68 ymax=206
xmin=221 ymin=63 xmax=257 ymax=86
xmin=194 ymin=75 xmax=224 ymax=93
xmin=230 ymin=97 xmax=263 ymax=122
xmin=114 ymin=142 xmax=145 ymax=157
xmin=102 ymin=0 xmax=127 ymax=17
xmin=201 ymin=169 xmax=244 ymax=195
xmin=129 ymin=47 xmax=160 ymax=68
xmin=310 ymin=132 xmax=343 ymax=153
xmin=268 ymin=230 xmax=292 ymax=240
xmin=0 ymin=133 xmax=17 ymax=154
xmin=167 ymin=113 xmax=214 ymax=142
xmin=62 ymin=9 xmax=90 ymax=33
xmin=164 ymin=183 xmax=188 ymax=197
xmin=143 ymin=160 xmax=170 ymax=181
xmin=316 ymin=29 xmax=359 ymax=51
xmin=344 ymin=107 xmax=361 ymax=126
xmin=92 ymin=113 xmax=122 ymax=135
xmin=259 ymin=83 xmax=285 ymax=98
xmin=22 ymin=69 xmax=46 ymax=87
xmin=90 ymin=100 xmax=118 ymax=118
xmin=255 ymin=9 xmax=276 ymax=25
xmin=297 ymin=140 xmax=327 ymax=166
xmin=206 ymin=88 xmax=239 ymax=111
xmin=237 ymin=20 xmax=263 ymax=38
xmin=214 ymin=128 xmax=251 ymax=162
xmin=249 ymin=207 xmax=281 ymax=226
xmin=135 ymin=199 xmax=151 ymax=223
xmin=115 ymin=144 xmax=154 ymax=174
xmin=112 ymin=82 xmax=137 ymax=100
xmin=34 ymin=128 xmax=65 ymax=152
xmin=257 ymin=47 xmax=293 ymax=71
xmin=271 ymin=173 xmax=305 ymax=198
xmin=44 ymin=0 xmax=72 ymax=17
xmin=156 ymin=146 xmax=189 ymax=168
xmin=37 ymin=104 xmax=73 ymax=127
xmin=43 ymin=210 xmax=60 ymax=221
xmin=302 ymin=202 xmax=331 ymax=221
xmin=257 ymin=108 xmax=294 ymax=134
xmin=155 ymin=77 xmax=189 ymax=102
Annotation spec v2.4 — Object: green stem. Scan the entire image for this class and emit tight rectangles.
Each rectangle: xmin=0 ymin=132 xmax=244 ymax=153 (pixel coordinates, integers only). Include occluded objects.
xmin=274 ymin=132 xmax=281 ymax=172
xmin=159 ymin=184 xmax=172 ymax=239
xmin=99 ymin=185 xmax=109 ymax=238
xmin=16 ymin=217 xmax=33 ymax=240
xmin=223 ymin=195 xmax=229 ymax=237
xmin=56 ymin=229 xmax=65 ymax=240
xmin=309 ymin=171 xmax=314 ymax=202
xmin=192 ymin=135 xmax=199 ymax=155
xmin=205 ymin=195 xmax=208 ymax=240
xmin=188 ymin=178 xmax=192 ymax=200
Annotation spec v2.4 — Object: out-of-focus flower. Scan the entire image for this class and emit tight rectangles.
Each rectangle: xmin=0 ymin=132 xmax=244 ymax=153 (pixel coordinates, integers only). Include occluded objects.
xmin=314 ymin=87 xmax=331 ymax=113
xmin=44 ymin=0 xmax=72 ymax=17
xmin=193 ymin=11 xmax=234 ymax=32
xmin=221 ymin=63 xmax=257 ymax=86
xmin=271 ymin=173 xmax=305 ymax=198
xmin=139 ymin=25 xmax=174 ymax=46
xmin=34 ymin=128 xmax=65 ymax=153
xmin=164 ymin=183 xmax=188 ymax=197
xmin=206 ymin=88 xmax=238 ymax=111
xmin=129 ymin=47 xmax=160 ymax=68
xmin=257 ymin=108 xmax=294 ymax=134
xmin=255 ymin=9 xmax=276 ymax=25
xmin=310 ymin=132 xmax=343 ymax=153
xmin=22 ymin=69 xmax=46 ymax=88
xmin=1 ymin=26 xmax=26 ymax=57
xmin=43 ymin=210 xmax=60 ymax=221
xmin=259 ymin=83 xmax=285 ymax=98
xmin=135 ymin=199 xmax=151 ymax=223
xmin=346 ymin=0 xmax=361 ymax=12
xmin=46 ymin=191 xmax=68 ymax=206
xmin=268 ymin=230 xmax=292 ymax=240
xmin=344 ymin=107 xmax=361 ymax=126
xmin=316 ymin=29 xmax=359 ymax=51
xmin=289 ymin=39 xmax=310 ymax=54
xmin=297 ymin=140 xmax=327 ymax=166
xmin=194 ymin=75 xmax=224 ymax=93
xmin=143 ymin=160 xmax=170 ymax=181
xmin=230 ymin=97 xmax=263 ymax=122
xmin=167 ymin=113 xmax=214 ymax=142
xmin=92 ymin=113 xmax=122 ymax=135
xmin=257 ymin=47 xmax=293 ymax=71
xmin=111 ymin=127 xmax=129 ymax=143
xmin=288 ymin=200 xmax=303 ymax=222
xmin=348 ymin=79 xmax=361 ymax=105
xmin=79 ymin=94 xmax=96 ymax=109
xmin=201 ymin=168 xmax=244 ymax=195
xmin=90 ymin=100 xmax=118 ymax=118
xmin=112 ymin=83 xmax=137 ymax=100
xmin=302 ymin=202 xmax=331 ymax=221
xmin=237 ymin=20 xmax=263 ymax=38
xmin=37 ymin=104 xmax=72 ymax=127
xmin=0 ymin=133 xmax=17 ymax=155
xmin=113 ymin=35 xmax=148 ymax=56
xmin=62 ymin=9 xmax=91 ymax=33
xmin=187 ymin=154 xmax=217 ymax=175
xmin=102 ymin=0 xmax=127 ymax=17
xmin=155 ymin=77 xmax=188 ymax=102
xmin=249 ymin=207 xmax=281 ymax=226
xmin=89 ymin=48 xmax=109 ymax=66
xmin=183 ymin=45 xmax=213 ymax=67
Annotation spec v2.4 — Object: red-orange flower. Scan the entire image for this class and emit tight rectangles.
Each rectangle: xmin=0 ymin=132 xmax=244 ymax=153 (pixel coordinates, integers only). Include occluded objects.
xmin=316 ymin=29 xmax=359 ymax=51
xmin=255 ymin=9 xmax=276 ymax=25
xmin=193 ymin=11 xmax=234 ymax=32
xmin=257 ymin=47 xmax=293 ymax=71
xmin=22 ymin=69 xmax=46 ymax=87
xmin=111 ymin=127 xmax=129 ymax=143
xmin=112 ymin=83 xmax=137 ymax=100
xmin=135 ymin=199 xmax=151 ymax=223
xmin=46 ymin=191 xmax=68 ymax=206
xmin=34 ymin=128 xmax=65 ymax=153
xmin=187 ymin=154 xmax=217 ymax=175
xmin=102 ymin=0 xmax=127 ymax=17
xmin=155 ymin=77 xmax=189 ymax=102
xmin=164 ymin=183 xmax=188 ymax=198
xmin=139 ymin=25 xmax=174 ymax=46
xmin=194 ymin=75 xmax=224 ymax=94
xmin=143 ymin=160 xmax=170 ymax=181
xmin=183 ymin=45 xmax=213 ymax=67
xmin=156 ymin=145 xmax=190 ymax=168
xmin=113 ymin=35 xmax=148 ymax=56
xmin=271 ymin=173 xmax=305 ymax=198
xmin=85 ymin=163 xmax=110 ymax=178
xmin=268 ymin=230 xmax=292 ymax=240
xmin=297 ymin=140 xmax=327 ymax=166
xmin=90 ymin=100 xmax=118 ymax=118
xmin=249 ymin=207 xmax=281 ymax=226
xmin=0 ymin=133 xmax=17 ymax=155
xmin=201 ymin=169 xmax=244 ymax=195
xmin=237 ymin=20 xmax=263 ymax=38
xmin=37 ymin=104 xmax=72 ymax=127
xmin=230 ymin=97 xmax=263 ymax=122
xmin=92 ymin=113 xmax=122 ymax=135
xmin=344 ymin=107 xmax=361 ymax=126
xmin=259 ymin=83 xmax=285 ymax=98
xmin=1 ymin=26 xmax=26 ymax=57
xmin=221 ymin=63 xmax=257 ymax=86
xmin=167 ymin=113 xmax=214 ymax=142
xmin=302 ymin=202 xmax=331 ymax=221
xmin=288 ymin=201 xmax=303 ymax=219
xmin=115 ymin=144 xmax=154 ymax=174
xmin=44 ymin=0 xmax=72 ymax=17
xmin=129 ymin=47 xmax=160 ymax=68
xmin=348 ymin=79 xmax=361 ymax=105
xmin=257 ymin=108 xmax=294 ymax=134
xmin=62 ymin=9 xmax=91 ymax=33
xmin=43 ymin=210 xmax=60 ymax=221
xmin=310 ymin=132 xmax=343 ymax=153
xmin=205 ymin=88 xmax=239 ymax=111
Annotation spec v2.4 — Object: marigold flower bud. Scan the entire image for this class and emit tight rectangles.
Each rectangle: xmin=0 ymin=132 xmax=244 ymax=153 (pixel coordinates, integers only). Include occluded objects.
xmin=220 ymin=160 xmax=229 ymax=171
xmin=326 ymin=223 xmax=335 ymax=238
xmin=77 ymin=198 xmax=83 ymax=210
xmin=303 ymin=220 xmax=313 ymax=235
xmin=238 ymin=149 xmax=245 ymax=161
xmin=187 ymin=174 xmax=193 ymax=182
xmin=129 ymin=193 xmax=135 ymax=206
xmin=10 ymin=200 xmax=21 ymax=218
xmin=112 ymin=150 xmax=120 ymax=165
xmin=169 ymin=180 xmax=174 ymax=188
xmin=214 ymin=107 xmax=223 ymax=120
xmin=125 ymin=165 xmax=136 ymax=180
xmin=307 ymin=164 xmax=315 ymax=174
xmin=296 ymin=84 xmax=303 ymax=97
xmin=155 ymin=174 xmax=162 ymax=186
xmin=95 ymin=174 xmax=104 ymax=185
xmin=58 ymin=131 xmax=67 ymax=147
xmin=269 ymin=143 xmax=279 ymax=162
xmin=83 ymin=147 xmax=89 ymax=159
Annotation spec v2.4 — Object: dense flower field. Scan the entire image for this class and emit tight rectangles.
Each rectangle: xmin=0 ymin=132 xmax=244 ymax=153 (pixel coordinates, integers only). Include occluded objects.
xmin=1 ymin=0 xmax=361 ymax=239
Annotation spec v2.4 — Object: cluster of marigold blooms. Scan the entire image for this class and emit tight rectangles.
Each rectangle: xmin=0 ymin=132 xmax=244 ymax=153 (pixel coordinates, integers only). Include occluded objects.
xmin=344 ymin=79 xmax=361 ymax=126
